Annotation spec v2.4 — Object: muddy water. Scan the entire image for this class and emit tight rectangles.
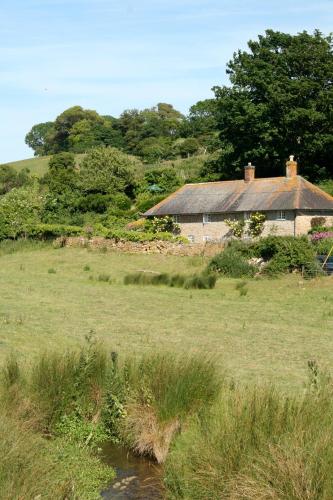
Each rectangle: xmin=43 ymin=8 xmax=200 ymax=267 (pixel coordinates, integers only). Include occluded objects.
xmin=101 ymin=443 xmax=164 ymax=499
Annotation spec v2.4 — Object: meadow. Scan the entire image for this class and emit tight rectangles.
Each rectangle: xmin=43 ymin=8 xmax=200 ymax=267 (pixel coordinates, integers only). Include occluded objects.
xmin=1 ymin=241 xmax=333 ymax=391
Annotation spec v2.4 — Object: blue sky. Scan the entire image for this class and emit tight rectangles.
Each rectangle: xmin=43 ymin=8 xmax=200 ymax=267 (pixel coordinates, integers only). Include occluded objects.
xmin=0 ymin=0 xmax=332 ymax=162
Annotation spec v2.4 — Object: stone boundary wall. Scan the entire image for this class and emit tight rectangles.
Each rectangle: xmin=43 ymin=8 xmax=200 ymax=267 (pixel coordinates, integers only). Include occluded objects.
xmin=60 ymin=236 xmax=225 ymax=257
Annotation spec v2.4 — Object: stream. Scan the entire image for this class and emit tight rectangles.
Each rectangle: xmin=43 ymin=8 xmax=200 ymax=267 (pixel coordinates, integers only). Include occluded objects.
xmin=101 ymin=443 xmax=164 ymax=499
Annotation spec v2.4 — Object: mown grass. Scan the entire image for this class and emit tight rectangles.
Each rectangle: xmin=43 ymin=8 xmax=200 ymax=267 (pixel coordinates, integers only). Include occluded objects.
xmin=0 ymin=243 xmax=333 ymax=390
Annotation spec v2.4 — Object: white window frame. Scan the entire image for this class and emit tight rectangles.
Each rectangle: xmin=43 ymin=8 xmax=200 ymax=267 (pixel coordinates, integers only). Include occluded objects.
xmin=203 ymin=213 xmax=212 ymax=224
xmin=276 ymin=210 xmax=286 ymax=221
xmin=173 ymin=215 xmax=180 ymax=223
xmin=203 ymin=235 xmax=212 ymax=243
xmin=187 ymin=235 xmax=195 ymax=243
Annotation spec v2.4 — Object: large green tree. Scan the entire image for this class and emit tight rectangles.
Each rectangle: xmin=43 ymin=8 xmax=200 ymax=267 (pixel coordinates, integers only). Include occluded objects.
xmin=206 ymin=30 xmax=333 ymax=181
xmin=79 ymin=147 xmax=137 ymax=196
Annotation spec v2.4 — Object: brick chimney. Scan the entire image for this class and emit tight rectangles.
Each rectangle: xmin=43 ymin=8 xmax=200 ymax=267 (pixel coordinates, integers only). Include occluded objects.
xmin=286 ymin=155 xmax=298 ymax=177
xmin=244 ymin=162 xmax=255 ymax=182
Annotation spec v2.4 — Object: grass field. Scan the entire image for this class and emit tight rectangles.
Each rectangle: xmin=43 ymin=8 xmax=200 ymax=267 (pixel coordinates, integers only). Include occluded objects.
xmin=3 ymin=153 xmax=206 ymax=180
xmin=4 ymin=154 xmax=86 ymax=177
xmin=1 ymin=243 xmax=333 ymax=391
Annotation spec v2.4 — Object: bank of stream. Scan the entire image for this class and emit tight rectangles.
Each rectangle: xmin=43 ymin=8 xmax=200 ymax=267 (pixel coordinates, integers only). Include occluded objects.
xmin=101 ymin=443 xmax=164 ymax=499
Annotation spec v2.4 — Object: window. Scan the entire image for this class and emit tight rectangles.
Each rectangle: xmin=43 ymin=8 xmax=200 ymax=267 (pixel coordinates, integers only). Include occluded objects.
xmin=188 ymin=235 xmax=195 ymax=243
xmin=276 ymin=210 xmax=286 ymax=220
xmin=173 ymin=215 xmax=180 ymax=223
xmin=203 ymin=235 xmax=212 ymax=243
xmin=203 ymin=213 xmax=212 ymax=224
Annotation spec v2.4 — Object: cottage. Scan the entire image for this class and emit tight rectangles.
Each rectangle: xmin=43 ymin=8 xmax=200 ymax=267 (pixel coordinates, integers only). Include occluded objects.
xmin=144 ymin=157 xmax=333 ymax=242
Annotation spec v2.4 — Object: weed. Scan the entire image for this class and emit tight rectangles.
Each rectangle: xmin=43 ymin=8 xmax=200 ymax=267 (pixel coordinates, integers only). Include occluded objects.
xmin=83 ymin=264 xmax=91 ymax=272
xmin=97 ymin=273 xmax=111 ymax=283
xmin=48 ymin=268 xmax=56 ymax=274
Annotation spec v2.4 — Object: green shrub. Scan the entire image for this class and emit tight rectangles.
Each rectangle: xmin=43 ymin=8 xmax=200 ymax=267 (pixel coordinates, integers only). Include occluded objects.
xmin=252 ymin=236 xmax=317 ymax=275
xmin=30 ymin=223 xmax=83 ymax=239
xmin=312 ymin=237 xmax=333 ymax=255
xmin=208 ymin=248 xmax=256 ymax=278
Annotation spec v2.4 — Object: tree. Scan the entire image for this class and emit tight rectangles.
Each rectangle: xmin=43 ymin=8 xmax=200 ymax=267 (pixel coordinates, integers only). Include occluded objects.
xmin=140 ymin=167 xmax=182 ymax=194
xmin=0 ymin=165 xmax=30 ymax=195
xmin=179 ymin=138 xmax=200 ymax=158
xmin=0 ymin=183 xmax=43 ymax=239
xmin=79 ymin=147 xmax=137 ymax=196
xmin=49 ymin=152 xmax=75 ymax=171
xmin=209 ymin=30 xmax=333 ymax=181
xmin=25 ymin=122 xmax=55 ymax=156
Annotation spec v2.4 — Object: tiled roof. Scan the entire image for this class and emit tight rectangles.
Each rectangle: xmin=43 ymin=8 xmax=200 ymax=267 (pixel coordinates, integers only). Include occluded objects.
xmin=144 ymin=176 xmax=333 ymax=216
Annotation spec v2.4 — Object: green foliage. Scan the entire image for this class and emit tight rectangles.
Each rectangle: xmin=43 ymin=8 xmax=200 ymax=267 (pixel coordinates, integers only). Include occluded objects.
xmin=124 ymin=271 xmax=216 ymax=289
xmin=248 ymin=211 xmax=266 ymax=237
xmin=123 ymin=353 xmax=220 ymax=423
xmin=146 ymin=215 xmax=180 ymax=234
xmin=49 ymin=152 xmax=75 ymax=171
xmin=178 ymin=137 xmax=200 ymax=158
xmin=29 ymin=341 xmax=108 ymax=430
xmin=0 ymin=183 xmax=43 ymax=239
xmin=79 ymin=146 xmax=137 ymax=196
xmin=165 ymin=372 xmax=333 ymax=499
xmin=0 ymin=165 xmax=30 ymax=194
xmin=25 ymin=121 xmax=55 ymax=156
xmin=105 ymin=228 xmax=186 ymax=243
xmin=252 ymin=236 xmax=317 ymax=275
xmin=224 ymin=218 xmax=246 ymax=238
xmin=208 ymin=247 xmax=257 ymax=278
xmin=210 ymin=30 xmax=333 ymax=181
xmin=139 ymin=167 xmax=182 ymax=194
xmin=135 ymin=193 xmax=165 ymax=213
xmin=318 ymin=179 xmax=333 ymax=196
xmin=29 ymin=223 xmax=83 ymax=239
xmin=0 ymin=413 xmax=114 ymax=499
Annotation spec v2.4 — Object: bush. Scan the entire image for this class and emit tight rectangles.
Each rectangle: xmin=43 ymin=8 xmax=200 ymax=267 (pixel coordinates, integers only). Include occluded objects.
xmin=313 ymin=237 xmax=333 ymax=255
xmin=208 ymin=247 xmax=257 ymax=278
xmin=29 ymin=223 xmax=83 ymax=239
xmin=252 ymin=236 xmax=317 ymax=275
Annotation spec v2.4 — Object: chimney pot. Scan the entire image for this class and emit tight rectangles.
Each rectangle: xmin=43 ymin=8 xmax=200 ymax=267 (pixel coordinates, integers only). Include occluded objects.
xmin=244 ymin=162 xmax=255 ymax=182
xmin=286 ymin=155 xmax=298 ymax=177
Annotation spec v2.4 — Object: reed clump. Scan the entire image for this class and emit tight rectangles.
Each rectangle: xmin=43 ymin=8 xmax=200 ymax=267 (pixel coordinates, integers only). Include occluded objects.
xmin=124 ymin=271 xmax=216 ymax=289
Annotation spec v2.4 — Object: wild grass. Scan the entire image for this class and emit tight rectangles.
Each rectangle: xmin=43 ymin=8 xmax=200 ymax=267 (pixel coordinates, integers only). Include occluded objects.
xmin=0 ymin=238 xmax=50 ymax=256
xmin=121 ymin=353 xmax=221 ymax=462
xmin=124 ymin=271 xmax=216 ymax=289
xmin=165 ymin=370 xmax=333 ymax=499
xmin=0 ymin=411 xmax=114 ymax=499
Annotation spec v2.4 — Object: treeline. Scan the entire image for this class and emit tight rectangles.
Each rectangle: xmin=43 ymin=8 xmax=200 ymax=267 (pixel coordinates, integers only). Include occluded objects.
xmin=25 ymin=101 xmax=219 ymax=163
xmin=24 ymin=30 xmax=333 ymax=183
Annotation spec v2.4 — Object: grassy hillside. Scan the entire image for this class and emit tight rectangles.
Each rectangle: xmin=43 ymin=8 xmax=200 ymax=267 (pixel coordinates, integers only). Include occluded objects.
xmin=3 ymin=153 xmax=207 ymax=180
xmin=4 ymin=154 xmax=86 ymax=177
xmin=0 ymin=242 xmax=332 ymax=391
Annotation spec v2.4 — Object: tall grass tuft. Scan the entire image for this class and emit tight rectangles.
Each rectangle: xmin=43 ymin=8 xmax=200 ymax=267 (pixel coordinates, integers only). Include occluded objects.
xmin=121 ymin=353 xmax=221 ymax=463
xmin=28 ymin=341 xmax=108 ymax=431
xmin=165 ymin=375 xmax=333 ymax=499
xmin=124 ymin=271 xmax=217 ymax=290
